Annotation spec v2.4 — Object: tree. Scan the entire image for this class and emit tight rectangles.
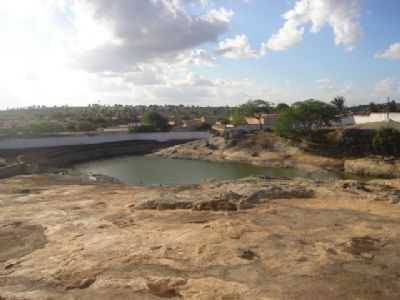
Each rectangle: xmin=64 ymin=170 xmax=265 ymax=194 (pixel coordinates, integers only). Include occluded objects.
xmin=373 ymin=128 xmax=400 ymax=156
xmin=275 ymin=103 xmax=290 ymax=112
xmin=233 ymin=99 xmax=273 ymax=129
xmin=369 ymin=102 xmax=378 ymax=113
xmin=273 ymin=99 xmax=337 ymax=137
xmin=230 ymin=107 xmax=247 ymax=126
xmin=388 ymin=100 xmax=398 ymax=112
xmin=331 ymin=96 xmax=346 ymax=113
xmin=141 ymin=111 xmax=169 ymax=132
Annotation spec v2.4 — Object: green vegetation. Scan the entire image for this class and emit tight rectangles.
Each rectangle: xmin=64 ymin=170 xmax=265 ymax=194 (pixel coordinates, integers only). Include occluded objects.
xmin=273 ymin=99 xmax=337 ymax=137
xmin=1 ymin=95 xmax=399 ymax=138
xmin=230 ymin=99 xmax=272 ymax=128
xmin=275 ymin=103 xmax=290 ymax=112
xmin=373 ymin=128 xmax=400 ymax=156
xmin=331 ymin=96 xmax=346 ymax=113
xmin=0 ymin=104 xmax=231 ymax=136
xmin=141 ymin=111 xmax=169 ymax=132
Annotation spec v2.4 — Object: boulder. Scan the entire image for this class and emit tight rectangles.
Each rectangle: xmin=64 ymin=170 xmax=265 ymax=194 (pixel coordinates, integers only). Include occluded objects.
xmin=239 ymin=186 xmax=314 ymax=209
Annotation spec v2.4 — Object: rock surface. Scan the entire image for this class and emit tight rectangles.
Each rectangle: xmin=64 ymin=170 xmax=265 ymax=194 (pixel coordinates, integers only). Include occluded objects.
xmin=133 ymin=180 xmax=314 ymax=211
xmin=1 ymin=175 xmax=400 ymax=299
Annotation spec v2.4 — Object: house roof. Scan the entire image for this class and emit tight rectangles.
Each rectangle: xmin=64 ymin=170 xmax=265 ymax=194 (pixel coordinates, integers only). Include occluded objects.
xmin=245 ymin=117 xmax=261 ymax=125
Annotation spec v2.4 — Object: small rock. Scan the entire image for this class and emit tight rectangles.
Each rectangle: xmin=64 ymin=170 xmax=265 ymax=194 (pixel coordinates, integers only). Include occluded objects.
xmin=66 ymin=277 xmax=96 ymax=290
xmin=193 ymin=198 xmax=237 ymax=211
xmin=237 ymin=249 xmax=258 ymax=260
xmin=337 ymin=180 xmax=370 ymax=193
xmin=344 ymin=236 xmax=383 ymax=256
xmin=146 ymin=277 xmax=187 ymax=298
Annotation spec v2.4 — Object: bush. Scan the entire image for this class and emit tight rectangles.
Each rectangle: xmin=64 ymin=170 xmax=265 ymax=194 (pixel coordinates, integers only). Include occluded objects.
xmin=141 ymin=111 xmax=169 ymax=132
xmin=372 ymin=128 xmax=400 ymax=156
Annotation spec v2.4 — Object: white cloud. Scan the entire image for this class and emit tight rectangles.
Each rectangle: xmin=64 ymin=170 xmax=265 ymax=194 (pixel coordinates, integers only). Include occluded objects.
xmin=374 ymin=79 xmax=400 ymax=97
xmin=376 ymin=43 xmax=400 ymax=60
xmin=265 ymin=0 xmax=361 ymax=51
xmin=315 ymin=78 xmax=335 ymax=90
xmin=216 ymin=34 xmax=261 ymax=59
xmin=75 ymin=0 xmax=233 ymax=73
xmin=178 ymin=49 xmax=217 ymax=66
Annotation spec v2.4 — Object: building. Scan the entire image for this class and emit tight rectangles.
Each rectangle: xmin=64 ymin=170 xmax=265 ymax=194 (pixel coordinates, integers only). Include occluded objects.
xmin=212 ymin=113 xmax=279 ymax=134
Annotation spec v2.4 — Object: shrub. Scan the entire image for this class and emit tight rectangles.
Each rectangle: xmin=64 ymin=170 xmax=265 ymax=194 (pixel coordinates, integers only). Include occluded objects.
xmin=141 ymin=112 xmax=169 ymax=132
xmin=372 ymin=128 xmax=400 ymax=156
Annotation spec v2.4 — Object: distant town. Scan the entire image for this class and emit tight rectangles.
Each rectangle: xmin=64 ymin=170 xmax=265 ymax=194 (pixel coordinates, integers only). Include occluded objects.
xmin=1 ymin=98 xmax=399 ymax=138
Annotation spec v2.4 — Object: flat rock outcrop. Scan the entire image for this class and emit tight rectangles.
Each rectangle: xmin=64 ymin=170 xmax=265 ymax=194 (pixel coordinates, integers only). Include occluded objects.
xmin=132 ymin=179 xmax=314 ymax=211
xmin=1 ymin=175 xmax=400 ymax=299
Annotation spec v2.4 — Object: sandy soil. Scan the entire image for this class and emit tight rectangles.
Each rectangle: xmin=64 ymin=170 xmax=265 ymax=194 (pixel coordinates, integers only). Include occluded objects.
xmin=1 ymin=175 xmax=400 ymax=299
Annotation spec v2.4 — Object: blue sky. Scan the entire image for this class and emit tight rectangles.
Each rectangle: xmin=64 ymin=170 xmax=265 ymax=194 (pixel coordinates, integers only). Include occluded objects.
xmin=0 ymin=0 xmax=399 ymax=109
xmin=201 ymin=0 xmax=400 ymax=97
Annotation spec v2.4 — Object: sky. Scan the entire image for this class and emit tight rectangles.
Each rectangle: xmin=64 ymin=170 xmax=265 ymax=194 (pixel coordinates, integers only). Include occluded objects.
xmin=0 ymin=0 xmax=400 ymax=109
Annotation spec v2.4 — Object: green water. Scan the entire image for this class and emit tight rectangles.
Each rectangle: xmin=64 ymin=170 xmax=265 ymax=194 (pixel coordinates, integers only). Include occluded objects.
xmin=72 ymin=156 xmax=336 ymax=186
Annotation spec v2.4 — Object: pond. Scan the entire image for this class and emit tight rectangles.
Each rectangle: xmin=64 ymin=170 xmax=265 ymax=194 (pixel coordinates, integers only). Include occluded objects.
xmin=72 ymin=156 xmax=337 ymax=186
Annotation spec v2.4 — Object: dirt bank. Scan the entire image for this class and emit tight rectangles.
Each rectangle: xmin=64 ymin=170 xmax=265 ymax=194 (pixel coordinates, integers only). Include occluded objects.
xmin=1 ymin=175 xmax=400 ymax=299
xmin=152 ymin=132 xmax=343 ymax=173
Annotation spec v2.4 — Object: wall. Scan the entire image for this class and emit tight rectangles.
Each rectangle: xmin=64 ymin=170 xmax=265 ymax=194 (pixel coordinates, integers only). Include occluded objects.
xmin=0 ymin=132 xmax=209 ymax=150
xmin=0 ymin=139 xmax=203 ymax=170
xmin=352 ymin=113 xmax=400 ymax=125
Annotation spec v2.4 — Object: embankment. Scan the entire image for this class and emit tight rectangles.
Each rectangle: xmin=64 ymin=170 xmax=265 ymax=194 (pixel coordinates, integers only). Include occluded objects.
xmin=153 ymin=132 xmax=343 ymax=173
xmin=0 ymin=133 xmax=207 ymax=177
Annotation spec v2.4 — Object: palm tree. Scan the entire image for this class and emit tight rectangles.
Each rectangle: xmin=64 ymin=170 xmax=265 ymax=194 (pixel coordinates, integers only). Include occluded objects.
xmin=331 ymin=96 xmax=346 ymax=113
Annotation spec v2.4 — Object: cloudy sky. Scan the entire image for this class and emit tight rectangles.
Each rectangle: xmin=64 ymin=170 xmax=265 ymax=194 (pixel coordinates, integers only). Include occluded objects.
xmin=0 ymin=0 xmax=400 ymax=109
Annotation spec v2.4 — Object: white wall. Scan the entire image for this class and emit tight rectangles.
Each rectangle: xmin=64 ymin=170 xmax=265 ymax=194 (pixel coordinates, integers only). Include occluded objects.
xmin=353 ymin=113 xmax=389 ymax=124
xmin=0 ymin=132 xmax=209 ymax=150
xmin=338 ymin=113 xmax=400 ymax=126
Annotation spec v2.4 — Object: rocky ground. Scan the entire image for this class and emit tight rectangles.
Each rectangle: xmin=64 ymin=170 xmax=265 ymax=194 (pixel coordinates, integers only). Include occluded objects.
xmin=1 ymin=175 xmax=400 ymax=299
xmin=152 ymin=133 xmax=343 ymax=172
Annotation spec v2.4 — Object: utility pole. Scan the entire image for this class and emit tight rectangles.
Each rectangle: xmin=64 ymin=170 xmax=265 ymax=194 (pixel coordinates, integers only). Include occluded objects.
xmin=387 ymin=96 xmax=390 ymax=122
